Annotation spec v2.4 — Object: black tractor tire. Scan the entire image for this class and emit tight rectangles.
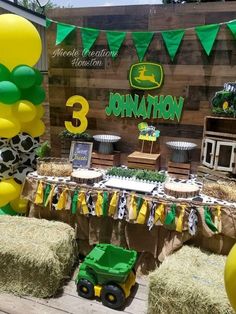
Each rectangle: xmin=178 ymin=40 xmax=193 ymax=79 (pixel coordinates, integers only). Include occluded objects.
xmin=77 ymin=279 xmax=94 ymax=299
xmin=101 ymin=284 xmax=126 ymax=310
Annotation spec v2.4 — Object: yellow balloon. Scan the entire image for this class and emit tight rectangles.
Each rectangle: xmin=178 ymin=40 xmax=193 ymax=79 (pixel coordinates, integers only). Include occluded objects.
xmin=0 ymin=103 xmax=13 ymax=117
xmin=35 ymin=104 xmax=45 ymax=119
xmin=10 ymin=197 xmax=28 ymax=214
xmin=12 ymin=100 xmax=36 ymax=122
xmin=225 ymin=244 xmax=236 ymax=311
xmin=21 ymin=118 xmax=45 ymax=137
xmin=0 ymin=116 xmax=21 ymax=138
xmin=0 ymin=178 xmax=21 ymax=207
xmin=0 ymin=14 xmax=42 ymax=70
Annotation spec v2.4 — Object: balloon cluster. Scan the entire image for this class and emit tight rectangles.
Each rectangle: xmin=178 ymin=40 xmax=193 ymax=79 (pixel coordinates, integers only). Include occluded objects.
xmin=0 ymin=14 xmax=44 ymax=215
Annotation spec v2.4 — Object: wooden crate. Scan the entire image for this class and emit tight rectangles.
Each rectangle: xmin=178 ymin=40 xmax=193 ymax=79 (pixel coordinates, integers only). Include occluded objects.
xmin=91 ymin=151 xmax=120 ymax=169
xmin=127 ymin=151 xmax=160 ymax=170
xmin=197 ymin=165 xmax=235 ymax=182
xmin=168 ymin=161 xmax=191 ymax=180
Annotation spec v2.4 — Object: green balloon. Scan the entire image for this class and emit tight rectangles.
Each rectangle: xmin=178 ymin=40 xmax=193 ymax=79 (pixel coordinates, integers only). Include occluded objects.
xmin=0 ymin=203 xmax=17 ymax=216
xmin=0 ymin=64 xmax=10 ymax=82
xmin=22 ymin=85 xmax=46 ymax=105
xmin=11 ymin=65 xmax=36 ymax=89
xmin=34 ymin=68 xmax=43 ymax=85
xmin=0 ymin=81 xmax=21 ymax=104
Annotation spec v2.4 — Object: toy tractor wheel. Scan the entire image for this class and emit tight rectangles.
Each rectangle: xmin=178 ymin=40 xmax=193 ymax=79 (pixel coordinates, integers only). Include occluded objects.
xmin=101 ymin=284 xmax=125 ymax=310
xmin=77 ymin=279 xmax=94 ymax=299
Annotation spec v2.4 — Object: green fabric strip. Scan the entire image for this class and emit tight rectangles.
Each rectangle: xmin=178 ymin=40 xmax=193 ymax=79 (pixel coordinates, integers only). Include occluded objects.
xmin=56 ymin=22 xmax=76 ymax=45
xmin=137 ymin=197 xmax=144 ymax=213
xmin=161 ymin=29 xmax=185 ymax=61
xmin=46 ymin=18 xmax=52 ymax=29
xmin=106 ymin=31 xmax=126 ymax=60
xmin=71 ymin=190 xmax=79 ymax=215
xmin=164 ymin=204 xmax=176 ymax=225
xmin=227 ymin=20 xmax=236 ymax=39
xmin=80 ymin=27 xmax=100 ymax=56
xmin=195 ymin=23 xmax=220 ymax=56
xmin=43 ymin=184 xmax=51 ymax=207
xmin=204 ymin=206 xmax=218 ymax=232
xmin=0 ymin=204 xmax=17 ymax=216
xmin=132 ymin=32 xmax=154 ymax=61
xmin=102 ymin=191 xmax=109 ymax=216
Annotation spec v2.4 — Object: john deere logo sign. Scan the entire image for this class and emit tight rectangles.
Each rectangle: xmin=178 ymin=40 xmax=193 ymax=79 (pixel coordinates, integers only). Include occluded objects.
xmin=129 ymin=62 xmax=164 ymax=90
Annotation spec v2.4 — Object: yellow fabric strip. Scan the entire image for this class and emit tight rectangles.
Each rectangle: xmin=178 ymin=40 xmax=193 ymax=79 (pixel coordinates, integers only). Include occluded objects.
xmin=78 ymin=192 xmax=89 ymax=215
xmin=95 ymin=192 xmax=103 ymax=217
xmin=136 ymin=200 xmax=148 ymax=224
xmin=57 ymin=188 xmax=68 ymax=210
xmin=176 ymin=204 xmax=186 ymax=232
xmin=108 ymin=191 xmax=118 ymax=216
xmin=44 ymin=184 xmax=55 ymax=207
xmin=154 ymin=203 xmax=165 ymax=224
xmin=214 ymin=205 xmax=222 ymax=233
xmin=129 ymin=194 xmax=138 ymax=220
xmin=34 ymin=181 xmax=44 ymax=205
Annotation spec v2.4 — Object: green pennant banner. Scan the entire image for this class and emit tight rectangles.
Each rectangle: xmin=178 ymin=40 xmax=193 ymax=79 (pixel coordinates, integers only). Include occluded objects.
xmin=80 ymin=27 xmax=100 ymax=56
xmin=195 ymin=24 xmax=220 ymax=56
xmin=56 ymin=22 xmax=76 ymax=46
xmin=46 ymin=18 xmax=52 ymax=29
xmin=161 ymin=29 xmax=185 ymax=61
xmin=132 ymin=32 xmax=154 ymax=62
xmin=106 ymin=31 xmax=126 ymax=59
xmin=227 ymin=20 xmax=236 ymax=39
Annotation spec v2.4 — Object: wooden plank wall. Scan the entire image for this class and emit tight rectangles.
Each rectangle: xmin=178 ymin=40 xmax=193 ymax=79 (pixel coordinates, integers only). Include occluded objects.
xmin=47 ymin=2 xmax=236 ymax=169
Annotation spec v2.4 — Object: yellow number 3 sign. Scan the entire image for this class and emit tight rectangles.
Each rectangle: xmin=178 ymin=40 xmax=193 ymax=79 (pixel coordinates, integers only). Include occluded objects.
xmin=64 ymin=95 xmax=89 ymax=134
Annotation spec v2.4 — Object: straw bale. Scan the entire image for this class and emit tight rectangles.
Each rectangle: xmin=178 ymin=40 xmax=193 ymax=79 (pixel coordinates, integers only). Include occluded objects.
xmin=0 ymin=216 xmax=76 ymax=298
xmin=148 ymin=246 xmax=233 ymax=314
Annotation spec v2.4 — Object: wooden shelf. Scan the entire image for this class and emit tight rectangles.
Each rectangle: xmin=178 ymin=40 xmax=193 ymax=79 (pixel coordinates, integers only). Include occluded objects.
xmin=127 ymin=151 xmax=160 ymax=170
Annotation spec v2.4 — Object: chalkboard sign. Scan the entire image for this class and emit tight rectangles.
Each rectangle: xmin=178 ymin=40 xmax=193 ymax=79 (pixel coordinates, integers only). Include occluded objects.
xmin=69 ymin=141 xmax=93 ymax=168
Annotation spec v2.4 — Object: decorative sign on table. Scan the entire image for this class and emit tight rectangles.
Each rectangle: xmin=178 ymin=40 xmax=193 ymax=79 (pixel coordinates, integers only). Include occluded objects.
xmin=69 ymin=141 xmax=93 ymax=168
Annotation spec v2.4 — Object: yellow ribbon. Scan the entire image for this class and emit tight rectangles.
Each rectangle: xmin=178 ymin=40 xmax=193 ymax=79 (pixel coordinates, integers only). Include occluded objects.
xmin=34 ymin=181 xmax=44 ymax=205
xmin=129 ymin=194 xmax=138 ymax=220
xmin=136 ymin=200 xmax=148 ymax=224
xmin=78 ymin=192 xmax=89 ymax=215
xmin=214 ymin=205 xmax=222 ymax=233
xmin=57 ymin=188 xmax=68 ymax=210
xmin=108 ymin=191 xmax=119 ymax=216
xmin=176 ymin=205 xmax=186 ymax=232
xmin=154 ymin=203 xmax=165 ymax=224
xmin=44 ymin=184 xmax=55 ymax=207
xmin=95 ymin=192 xmax=103 ymax=217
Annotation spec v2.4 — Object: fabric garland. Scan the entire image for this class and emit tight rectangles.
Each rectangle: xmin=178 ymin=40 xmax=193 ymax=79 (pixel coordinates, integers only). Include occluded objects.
xmin=204 ymin=205 xmax=218 ymax=232
xmin=129 ymin=194 xmax=138 ymax=220
xmin=34 ymin=180 xmax=44 ymax=205
xmin=132 ymin=31 xmax=154 ymax=61
xmin=56 ymin=23 xmax=76 ymax=46
xmin=136 ymin=199 xmax=148 ymax=224
xmin=176 ymin=204 xmax=186 ymax=233
xmin=71 ymin=190 xmax=79 ymax=214
xmin=108 ymin=191 xmax=119 ymax=217
xmin=95 ymin=192 xmax=103 ymax=217
xmin=80 ymin=27 xmax=100 ymax=56
xmin=164 ymin=203 xmax=177 ymax=225
xmin=195 ymin=23 xmax=220 ymax=56
xmin=161 ymin=29 xmax=185 ymax=61
xmin=154 ymin=203 xmax=165 ymax=224
xmin=188 ymin=206 xmax=198 ymax=236
xmin=106 ymin=31 xmax=126 ymax=60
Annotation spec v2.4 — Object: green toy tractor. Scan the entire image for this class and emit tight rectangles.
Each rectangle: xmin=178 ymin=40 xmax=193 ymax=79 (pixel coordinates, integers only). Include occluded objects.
xmin=75 ymin=244 xmax=137 ymax=310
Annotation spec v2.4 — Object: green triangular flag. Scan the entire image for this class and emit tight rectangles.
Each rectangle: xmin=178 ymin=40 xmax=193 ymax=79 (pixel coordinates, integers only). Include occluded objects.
xmin=56 ymin=22 xmax=76 ymax=46
xmin=132 ymin=32 xmax=154 ymax=61
xmin=137 ymin=197 xmax=144 ymax=213
xmin=46 ymin=18 xmax=52 ymax=29
xmin=43 ymin=184 xmax=51 ymax=207
xmin=71 ymin=190 xmax=79 ymax=215
xmin=161 ymin=29 xmax=185 ymax=61
xmin=227 ymin=20 xmax=236 ymax=39
xmin=106 ymin=31 xmax=126 ymax=60
xmin=80 ymin=27 xmax=100 ymax=57
xmin=164 ymin=204 xmax=176 ymax=225
xmin=195 ymin=24 xmax=220 ymax=56
xmin=204 ymin=206 xmax=218 ymax=233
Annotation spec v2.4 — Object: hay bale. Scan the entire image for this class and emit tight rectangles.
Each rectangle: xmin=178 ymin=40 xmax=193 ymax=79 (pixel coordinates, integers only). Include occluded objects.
xmin=0 ymin=216 xmax=76 ymax=298
xmin=148 ymin=246 xmax=233 ymax=314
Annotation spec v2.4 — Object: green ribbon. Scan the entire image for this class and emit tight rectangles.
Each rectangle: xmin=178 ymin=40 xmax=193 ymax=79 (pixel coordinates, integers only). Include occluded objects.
xmin=161 ymin=29 xmax=185 ymax=61
xmin=71 ymin=190 xmax=79 ymax=215
xmin=102 ymin=191 xmax=109 ymax=216
xmin=132 ymin=32 xmax=154 ymax=61
xmin=106 ymin=31 xmax=126 ymax=60
xmin=80 ymin=27 xmax=100 ymax=56
xmin=164 ymin=204 xmax=176 ymax=225
xmin=137 ymin=197 xmax=144 ymax=213
xmin=227 ymin=20 xmax=236 ymax=39
xmin=56 ymin=22 xmax=76 ymax=45
xmin=204 ymin=206 xmax=218 ymax=232
xmin=195 ymin=23 xmax=220 ymax=56
xmin=46 ymin=18 xmax=52 ymax=29
xmin=43 ymin=184 xmax=51 ymax=207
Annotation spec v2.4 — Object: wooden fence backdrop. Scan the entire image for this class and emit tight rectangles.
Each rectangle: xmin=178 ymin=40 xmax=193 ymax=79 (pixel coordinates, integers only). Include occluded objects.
xmin=48 ymin=2 xmax=236 ymax=169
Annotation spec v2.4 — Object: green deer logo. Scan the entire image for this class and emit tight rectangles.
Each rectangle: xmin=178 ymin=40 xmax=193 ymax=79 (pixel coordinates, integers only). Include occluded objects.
xmin=135 ymin=66 xmax=160 ymax=87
